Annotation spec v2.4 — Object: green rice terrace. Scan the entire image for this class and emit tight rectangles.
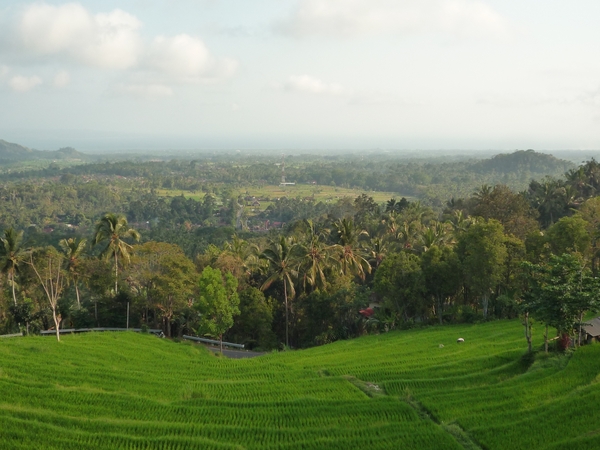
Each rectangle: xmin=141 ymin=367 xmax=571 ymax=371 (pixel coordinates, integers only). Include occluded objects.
xmin=1 ymin=320 xmax=600 ymax=449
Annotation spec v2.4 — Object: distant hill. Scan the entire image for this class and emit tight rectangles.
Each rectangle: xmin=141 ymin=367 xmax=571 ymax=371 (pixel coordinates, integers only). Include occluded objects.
xmin=473 ymin=149 xmax=574 ymax=175
xmin=0 ymin=139 xmax=90 ymax=163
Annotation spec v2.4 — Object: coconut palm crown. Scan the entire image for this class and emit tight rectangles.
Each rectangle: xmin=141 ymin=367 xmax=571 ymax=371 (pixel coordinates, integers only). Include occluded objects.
xmin=93 ymin=213 xmax=140 ymax=294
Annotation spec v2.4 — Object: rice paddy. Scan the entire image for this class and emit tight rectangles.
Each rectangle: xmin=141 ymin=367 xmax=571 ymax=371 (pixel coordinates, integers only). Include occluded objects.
xmin=1 ymin=320 xmax=599 ymax=449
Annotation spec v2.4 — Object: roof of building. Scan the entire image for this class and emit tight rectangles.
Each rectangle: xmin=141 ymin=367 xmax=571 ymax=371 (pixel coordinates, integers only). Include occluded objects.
xmin=583 ymin=317 xmax=600 ymax=337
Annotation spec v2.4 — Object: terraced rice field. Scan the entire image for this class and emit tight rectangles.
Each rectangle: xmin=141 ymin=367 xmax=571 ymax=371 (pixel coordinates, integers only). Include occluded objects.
xmin=1 ymin=320 xmax=599 ymax=449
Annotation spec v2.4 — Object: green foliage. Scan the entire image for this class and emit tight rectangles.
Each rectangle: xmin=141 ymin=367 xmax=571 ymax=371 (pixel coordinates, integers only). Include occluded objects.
xmin=457 ymin=220 xmax=507 ymax=317
xmin=522 ymin=253 xmax=600 ymax=338
xmin=196 ymin=267 xmax=240 ymax=348
xmin=128 ymin=241 xmax=197 ymax=337
xmin=546 ymin=216 xmax=591 ymax=256
xmin=421 ymin=245 xmax=461 ymax=324
xmin=93 ymin=213 xmax=141 ymax=294
xmin=374 ymin=251 xmax=426 ymax=325
xmin=228 ymin=287 xmax=277 ymax=350
xmin=296 ymin=282 xmax=370 ymax=347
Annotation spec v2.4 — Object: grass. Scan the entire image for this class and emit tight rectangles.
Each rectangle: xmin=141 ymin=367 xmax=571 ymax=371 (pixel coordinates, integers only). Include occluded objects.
xmin=155 ymin=185 xmax=408 ymax=214
xmin=1 ymin=321 xmax=599 ymax=449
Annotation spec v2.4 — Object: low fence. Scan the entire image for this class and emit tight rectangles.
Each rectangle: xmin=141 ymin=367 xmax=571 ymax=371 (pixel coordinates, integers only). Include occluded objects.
xmin=182 ymin=335 xmax=244 ymax=349
xmin=40 ymin=327 xmax=163 ymax=336
xmin=0 ymin=332 xmax=23 ymax=339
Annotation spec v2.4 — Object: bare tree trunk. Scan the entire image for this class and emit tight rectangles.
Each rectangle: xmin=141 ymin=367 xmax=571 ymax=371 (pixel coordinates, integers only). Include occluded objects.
xmin=284 ymin=282 xmax=289 ymax=348
xmin=482 ymin=292 xmax=489 ymax=319
xmin=11 ymin=272 xmax=17 ymax=306
xmin=524 ymin=312 xmax=532 ymax=353
xmin=578 ymin=312 xmax=584 ymax=347
xmin=52 ymin=308 xmax=61 ymax=342
xmin=75 ymin=283 xmax=81 ymax=309
xmin=437 ymin=295 xmax=443 ymax=325
xmin=29 ymin=253 xmax=64 ymax=342
xmin=114 ymin=252 xmax=119 ymax=294
xmin=544 ymin=324 xmax=548 ymax=353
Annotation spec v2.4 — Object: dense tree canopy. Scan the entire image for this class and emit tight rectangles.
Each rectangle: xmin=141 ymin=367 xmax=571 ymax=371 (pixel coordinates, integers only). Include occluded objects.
xmin=2 ymin=151 xmax=600 ymax=352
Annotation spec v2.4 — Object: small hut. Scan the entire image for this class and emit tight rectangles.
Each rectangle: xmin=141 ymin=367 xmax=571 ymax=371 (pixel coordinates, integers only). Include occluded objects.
xmin=582 ymin=317 xmax=600 ymax=344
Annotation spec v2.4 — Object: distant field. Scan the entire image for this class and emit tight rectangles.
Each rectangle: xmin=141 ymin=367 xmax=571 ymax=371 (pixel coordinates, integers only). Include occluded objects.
xmin=1 ymin=321 xmax=599 ymax=449
xmin=156 ymin=184 xmax=409 ymax=213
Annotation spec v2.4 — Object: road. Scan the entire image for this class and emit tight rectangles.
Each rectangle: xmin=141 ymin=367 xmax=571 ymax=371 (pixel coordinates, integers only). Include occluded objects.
xmin=206 ymin=346 xmax=266 ymax=359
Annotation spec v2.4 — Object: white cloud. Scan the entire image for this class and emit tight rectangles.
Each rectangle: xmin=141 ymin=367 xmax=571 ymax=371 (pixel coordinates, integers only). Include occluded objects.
xmin=232 ymin=103 xmax=240 ymax=111
xmin=9 ymin=75 xmax=42 ymax=92
xmin=146 ymin=34 xmax=237 ymax=82
xmin=0 ymin=65 xmax=8 ymax=77
xmin=115 ymin=83 xmax=173 ymax=99
xmin=53 ymin=70 xmax=70 ymax=88
xmin=277 ymin=0 xmax=508 ymax=38
xmin=284 ymin=75 xmax=345 ymax=96
xmin=147 ymin=34 xmax=209 ymax=79
xmin=19 ymin=3 xmax=142 ymax=69
xmin=12 ymin=3 xmax=237 ymax=85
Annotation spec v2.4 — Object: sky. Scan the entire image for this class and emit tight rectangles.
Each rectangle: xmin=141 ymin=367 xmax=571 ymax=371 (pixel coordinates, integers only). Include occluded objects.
xmin=0 ymin=0 xmax=599 ymax=152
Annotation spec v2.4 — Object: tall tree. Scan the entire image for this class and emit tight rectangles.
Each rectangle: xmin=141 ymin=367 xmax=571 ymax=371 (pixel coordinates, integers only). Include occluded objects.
xmin=332 ymin=218 xmax=371 ymax=281
xmin=93 ymin=213 xmax=140 ymax=294
xmin=196 ymin=266 xmax=240 ymax=353
xmin=374 ymin=251 xmax=426 ymax=326
xmin=127 ymin=242 xmax=197 ymax=337
xmin=471 ymin=184 xmax=539 ymax=240
xmin=457 ymin=220 xmax=508 ymax=318
xmin=421 ymin=245 xmax=461 ymax=324
xmin=522 ymin=254 xmax=599 ymax=351
xmin=578 ymin=197 xmax=600 ymax=274
xmin=260 ymin=235 xmax=299 ymax=348
xmin=417 ymin=221 xmax=453 ymax=253
xmin=59 ymin=237 xmax=87 ymax=309
xmin=0 ymin=228 xmax=28 ymax=306
xmin=298 ymin=220 xmax=336 ymax=292
xmin=28 ymin=247 xmax=66 ymax=342
xmin=545 ymin=216 xmax=591 ymax=258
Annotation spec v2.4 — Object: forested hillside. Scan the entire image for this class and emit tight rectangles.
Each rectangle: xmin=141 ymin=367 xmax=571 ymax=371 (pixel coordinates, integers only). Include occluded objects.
xmin=0 ymin=146 xmax=595 ymax=352
xmin=0 ymin=139 xmax=90 ymax=164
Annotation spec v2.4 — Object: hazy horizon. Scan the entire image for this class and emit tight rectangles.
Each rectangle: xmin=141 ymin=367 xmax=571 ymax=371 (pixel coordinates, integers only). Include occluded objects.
xmin=1 ymin=1 xmax=599 ymax=152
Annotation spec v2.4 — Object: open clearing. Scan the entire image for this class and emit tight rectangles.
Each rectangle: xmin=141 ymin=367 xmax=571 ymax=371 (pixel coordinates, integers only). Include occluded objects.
xmin=1 ymin=321 xmax=599 ymax=449
xmin=156 ymin=185 xmax=408 ymax=213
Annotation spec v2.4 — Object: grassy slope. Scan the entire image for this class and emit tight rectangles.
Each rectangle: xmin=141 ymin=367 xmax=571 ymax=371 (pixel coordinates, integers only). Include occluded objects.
xmin=1 ymin=321 xmax=599 ymax=449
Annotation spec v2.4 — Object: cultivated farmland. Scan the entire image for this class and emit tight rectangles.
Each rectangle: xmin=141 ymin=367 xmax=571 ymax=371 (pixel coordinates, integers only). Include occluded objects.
xmin=0 ymin=320 xmax=598 ymax=449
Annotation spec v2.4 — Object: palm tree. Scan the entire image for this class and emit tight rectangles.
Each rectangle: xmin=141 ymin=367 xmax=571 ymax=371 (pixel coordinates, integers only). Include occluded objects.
xmin=260 ymin=235 xmax=298 ymax=348
xmin=224 ymin=233 xmax=260 ymax=276
xmin=93 ymin=213 xmax=140 ymax=294
xmin=529 ymin=179 xmax=566 ymax=227
xmin=474 ymin=184 xmax=493 ymax=203
xmin=297 ymin=220 xmax=336 ymax=292
xmin=565 ymin=167 xmax=593 ymax=198
xmin=0 ymin=228 xmax=28 ymax=306
xmin=396 ymin=220 xmax=420 ymax=250
xmin=418 ymin=221 xmax=453 ymax=253
xmin=332 ymin=218 xmax=371 ymax=281
xmin=448 ymin=210 xmax=470 ymax=234
xmin=364 ymin=236 xmax=387 ymax=269
xmin=59 ymin=237 xmax=87 ymax=308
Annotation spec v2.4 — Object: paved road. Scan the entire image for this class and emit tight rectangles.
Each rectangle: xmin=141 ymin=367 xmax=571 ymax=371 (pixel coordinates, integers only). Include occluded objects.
xmin=206 ymin=346 xmax=266 ymax=359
